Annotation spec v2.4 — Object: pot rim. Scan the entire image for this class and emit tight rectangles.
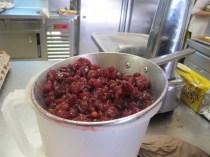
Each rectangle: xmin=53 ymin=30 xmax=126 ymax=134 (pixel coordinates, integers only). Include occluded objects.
xmin=28 ymin=52 xmax=168 ymax=127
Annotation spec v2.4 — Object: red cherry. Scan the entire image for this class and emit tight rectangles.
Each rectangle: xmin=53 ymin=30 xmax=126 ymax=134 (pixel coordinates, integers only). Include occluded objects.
xmin=43 ymin=57 xmax=153 ymax=122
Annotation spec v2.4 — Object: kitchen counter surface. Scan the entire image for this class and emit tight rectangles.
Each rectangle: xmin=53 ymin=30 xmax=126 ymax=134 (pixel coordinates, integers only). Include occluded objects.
xmin=0 ymin=7 xmax=44 ymax=19
xmin=0 ymin=7 xmax=78 ymax=20
xmin=0 ymin=61 xmax=210 ymax=157
xmin=187 ymin=39 xmax=210 ymax=57
xmin=92 ymin=32 xmax=148 ymax=56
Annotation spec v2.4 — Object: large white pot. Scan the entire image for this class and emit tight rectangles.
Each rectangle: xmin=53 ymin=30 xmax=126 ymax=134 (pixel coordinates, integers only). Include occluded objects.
xmin=2 ymin=52 xmax=168 ymax=157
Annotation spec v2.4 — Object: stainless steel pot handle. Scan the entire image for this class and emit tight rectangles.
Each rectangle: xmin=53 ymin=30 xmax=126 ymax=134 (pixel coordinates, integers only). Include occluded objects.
xmin=150 ymin=48 xmax=196 ymax=65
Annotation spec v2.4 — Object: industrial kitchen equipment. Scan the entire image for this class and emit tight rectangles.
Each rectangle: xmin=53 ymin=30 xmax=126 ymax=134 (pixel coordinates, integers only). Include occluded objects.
xmin=46 ymin=15 xmax=78 ymax=59
xmin=146 ymin=0 xmax=193 ymax=112
xmin=79 ymin=0 xmax=159 ymax=54
xmin=47 ymin=0 xmax=79 ymax=59
xmin=0 ymin=18 xmax=46 ymax=59
xmin=0 ymin=1 xmax=48 ymax=60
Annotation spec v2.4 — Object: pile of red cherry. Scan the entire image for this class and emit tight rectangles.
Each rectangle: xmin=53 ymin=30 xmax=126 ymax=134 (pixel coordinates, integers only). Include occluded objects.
xmin=42 ymin=58 xmax=153 ymax=122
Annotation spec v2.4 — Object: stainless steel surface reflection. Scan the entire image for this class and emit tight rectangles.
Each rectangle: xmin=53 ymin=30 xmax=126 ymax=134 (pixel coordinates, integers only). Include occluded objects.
xmin=147 ymin=0 xmax=192 ymax=79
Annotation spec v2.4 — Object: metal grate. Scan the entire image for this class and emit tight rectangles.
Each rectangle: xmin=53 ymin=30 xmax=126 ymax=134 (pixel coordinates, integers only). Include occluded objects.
xmin=46 ymin=31 xmax=71 ymax=59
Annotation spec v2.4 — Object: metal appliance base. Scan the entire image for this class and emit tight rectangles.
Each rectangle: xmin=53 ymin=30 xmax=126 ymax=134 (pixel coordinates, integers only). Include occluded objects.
xmin=158 ymin=77 xmax=183 ymax=113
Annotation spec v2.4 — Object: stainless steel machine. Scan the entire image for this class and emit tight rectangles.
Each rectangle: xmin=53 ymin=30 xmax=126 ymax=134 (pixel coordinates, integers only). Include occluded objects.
xmin=46 ymin=14 xmax=78 ymax=59
xmin=47 ymin=0 xmax=79 ymax=59
xmin=0 ymin=17 xmax=47 ymax=59
xmin=147 ymin=0 xmax=193 ymax=112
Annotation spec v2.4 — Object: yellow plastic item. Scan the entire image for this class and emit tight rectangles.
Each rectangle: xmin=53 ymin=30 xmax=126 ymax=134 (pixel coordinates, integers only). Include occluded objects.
xmin=176 ymin=63 xmax=210 ymax=112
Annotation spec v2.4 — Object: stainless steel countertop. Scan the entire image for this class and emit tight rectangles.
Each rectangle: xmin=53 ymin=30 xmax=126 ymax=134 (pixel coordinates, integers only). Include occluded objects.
xmin=0 ymin=61 xmax=210 ymax=157
xmin=0 ymin=7 xmax=78 ymax=20
xmin=0 ymin=7 xmax=44 ymax=19
xmin=187 ymin=39 xmax=210 ymax=57
xmin=91 ymin=32 xmax=148 ymax=53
